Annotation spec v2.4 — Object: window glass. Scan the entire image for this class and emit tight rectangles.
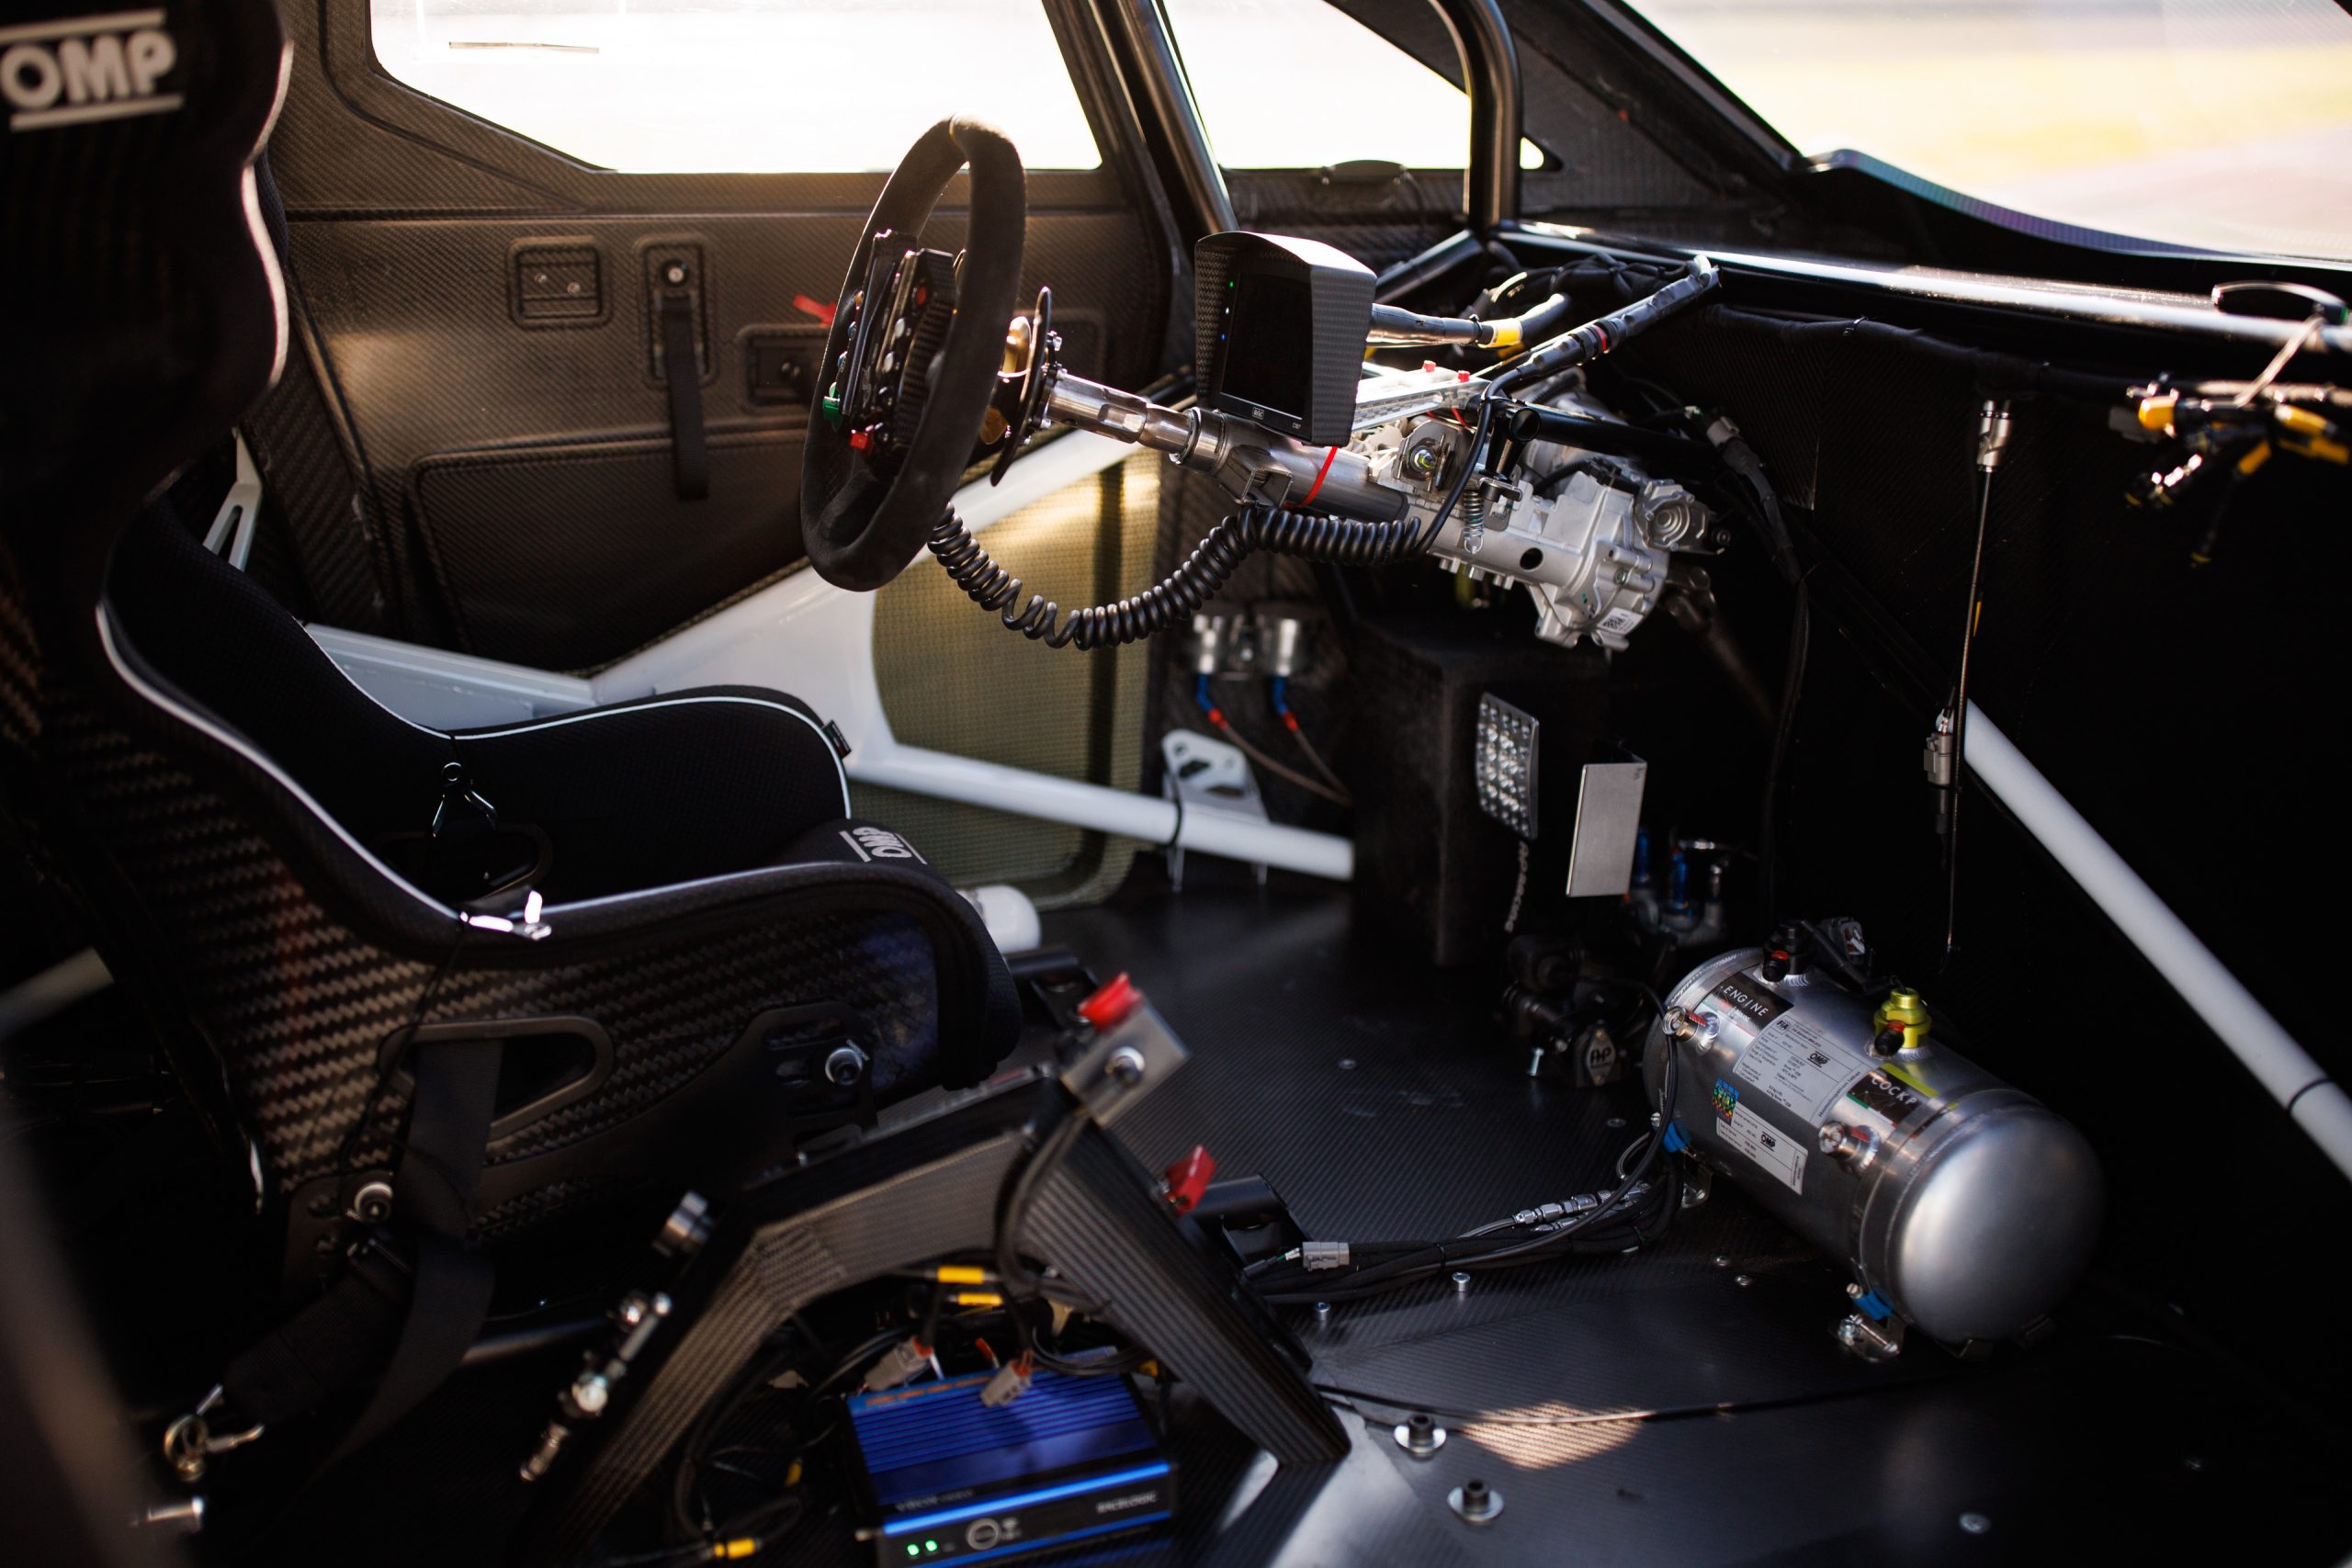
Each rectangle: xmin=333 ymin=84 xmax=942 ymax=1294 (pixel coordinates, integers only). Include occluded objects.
xmin=368 ymin=0 xmax=1102 ymax=173
xmin=1629 ymin=0 xmax=2352 ymax=261
xmin=1166 ymin=0 xmax=1544 ymax=170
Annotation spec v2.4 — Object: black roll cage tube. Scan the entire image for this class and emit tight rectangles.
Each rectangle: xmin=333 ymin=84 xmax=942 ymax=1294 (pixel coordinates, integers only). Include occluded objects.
xmin=1092 ymin=0 xmax=1523 ymax=244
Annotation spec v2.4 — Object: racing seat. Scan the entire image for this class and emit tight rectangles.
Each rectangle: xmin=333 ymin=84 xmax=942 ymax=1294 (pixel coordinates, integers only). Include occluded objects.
xmin=0 ymin=0 xmax=1015 ymax=1466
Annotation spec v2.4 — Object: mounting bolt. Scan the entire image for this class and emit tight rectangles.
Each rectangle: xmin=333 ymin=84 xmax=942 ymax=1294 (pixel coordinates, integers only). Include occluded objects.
xmin=131 ymin=1497 xmax=206 ymax=1535
xmin=662 ymin=261 xmax=689 ymax=287
xmin=656 ymin=1192 xmax=712 ymax=1258
xmin=1104 ymin=1045 xmax=1148 ymax=1086
xmin=1449 ymin=1478 xmax=1504 ymax=1525
xmin=1821 ymin=1122 xmax=1874 ymax=1162
xmin=569 ymin=1372 xmax=610 ymax=1416
xmin=1735 ymin=1273 xmax=1754 ymax=1289
xmin=1394 ymin=1412 xmax=1447 ymax=1459
xmin=823 ymin=1043 xmax=869 ymax=1087
xmin=1452 ymin=1270 xmax=1472 ymax=1296
xmin=1959 ymin=1512 xmax=1992 ymax=1536
xmin=349 ymin=1180 xmax=394 ymax=1224
xmin=1313 ymin=1301 xmax=1332 ymax=1326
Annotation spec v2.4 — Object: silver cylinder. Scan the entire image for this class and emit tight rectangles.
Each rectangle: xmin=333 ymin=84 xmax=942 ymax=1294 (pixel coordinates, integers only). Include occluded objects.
xmin=1645 ymin=948 xmax=2100 ymax=1344
xmin=1040 ymin=369 xmax=1409 ymax=524
xmin=1041 ymin=367 xmax=1195 ymax=457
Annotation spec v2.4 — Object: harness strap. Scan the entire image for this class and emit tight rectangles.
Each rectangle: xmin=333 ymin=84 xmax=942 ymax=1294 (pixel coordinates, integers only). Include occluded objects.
xmin=216 ymin=1034 xmax=504 ymax=1464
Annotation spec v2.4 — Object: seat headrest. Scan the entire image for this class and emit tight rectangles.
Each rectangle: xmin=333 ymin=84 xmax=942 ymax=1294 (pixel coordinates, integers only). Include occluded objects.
xmin=0 ymin=0 xmax=289 ymax=571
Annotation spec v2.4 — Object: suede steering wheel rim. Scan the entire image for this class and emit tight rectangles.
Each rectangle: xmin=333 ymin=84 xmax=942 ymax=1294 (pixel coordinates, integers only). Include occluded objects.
xmin=800 ymin=118 xmax=1027 ymax=592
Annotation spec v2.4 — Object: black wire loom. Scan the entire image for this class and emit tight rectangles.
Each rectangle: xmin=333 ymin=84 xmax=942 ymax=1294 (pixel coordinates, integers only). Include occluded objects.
xmin=927 ymin=502 xmax=1426 ymax=650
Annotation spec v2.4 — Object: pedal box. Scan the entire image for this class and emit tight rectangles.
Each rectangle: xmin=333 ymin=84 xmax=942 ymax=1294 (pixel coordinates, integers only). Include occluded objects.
xmin=847 ymin=1361 xmax=1173 ymax=1565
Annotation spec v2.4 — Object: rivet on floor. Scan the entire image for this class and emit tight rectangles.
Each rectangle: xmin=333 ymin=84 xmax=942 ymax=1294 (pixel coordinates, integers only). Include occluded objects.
xmin=1959 ymin=1512 xmax=1991 ymax=1536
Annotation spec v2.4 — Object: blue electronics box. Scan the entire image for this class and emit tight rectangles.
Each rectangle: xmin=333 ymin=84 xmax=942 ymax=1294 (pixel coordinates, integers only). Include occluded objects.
xmin=846 ymin=1362 xmax=1173 ymax=1565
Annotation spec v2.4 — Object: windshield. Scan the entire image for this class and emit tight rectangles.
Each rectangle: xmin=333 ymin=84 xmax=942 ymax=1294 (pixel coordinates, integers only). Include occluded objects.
xmin=1626 ymin=0 xmax=2352 ymax=264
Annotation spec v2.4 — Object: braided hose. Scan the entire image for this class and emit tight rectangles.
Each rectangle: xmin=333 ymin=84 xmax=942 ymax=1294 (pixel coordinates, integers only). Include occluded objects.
xmin=928 ymin=502 xmax=1424 ymax=651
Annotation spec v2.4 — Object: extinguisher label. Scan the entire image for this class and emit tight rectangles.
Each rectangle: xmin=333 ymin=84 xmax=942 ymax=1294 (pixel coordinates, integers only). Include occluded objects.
xmin=1707 ymin=974 xmax=1790 ymax=1031
xmin=1714 ymin=1084 xmax=1806 ymax=1195
xmin=1736 ymin=1010 xmax=1862 ymax=1125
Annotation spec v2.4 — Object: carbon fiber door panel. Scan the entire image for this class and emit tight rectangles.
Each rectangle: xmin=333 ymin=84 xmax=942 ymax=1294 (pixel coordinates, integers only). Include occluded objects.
xmin=410 ymin=432 xmax=805 ymax=669
xmin=266 ymin=0 xmax=1171 ymax=668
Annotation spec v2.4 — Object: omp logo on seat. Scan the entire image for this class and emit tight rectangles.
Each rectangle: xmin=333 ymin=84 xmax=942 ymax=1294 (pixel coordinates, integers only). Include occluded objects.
xmin=839 ymin=825 xmax=924 ymax=863
xmin=2 ymin=10 xmax=178 ymax=132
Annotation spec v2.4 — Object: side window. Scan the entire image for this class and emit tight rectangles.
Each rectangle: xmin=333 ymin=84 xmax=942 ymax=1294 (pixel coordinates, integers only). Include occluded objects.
xmin=1165 ymin=0 xmax=1544 ymax=170
xmin=368 ymin=0 xmax=1102 ymax=173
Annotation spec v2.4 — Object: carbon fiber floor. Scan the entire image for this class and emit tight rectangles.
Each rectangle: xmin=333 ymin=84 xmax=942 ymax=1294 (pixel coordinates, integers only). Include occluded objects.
xmin=1007 ymin=872 xmax=2341 ymax=1568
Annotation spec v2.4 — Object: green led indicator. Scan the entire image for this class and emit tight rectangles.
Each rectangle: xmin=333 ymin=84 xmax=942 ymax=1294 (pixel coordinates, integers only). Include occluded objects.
xmin=924 ymin=1542 xmax=939 ymax=1553
xmin=905 ymin=1549 xmax=919 ymax=1559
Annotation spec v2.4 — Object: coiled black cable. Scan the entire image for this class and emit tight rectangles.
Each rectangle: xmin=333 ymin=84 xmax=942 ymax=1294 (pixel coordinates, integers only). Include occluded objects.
xmin=927 ymin=502 xmax=1427 ymax=651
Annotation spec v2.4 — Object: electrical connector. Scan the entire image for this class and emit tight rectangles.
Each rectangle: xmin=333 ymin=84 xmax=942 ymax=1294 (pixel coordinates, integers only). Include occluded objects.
xmin=861 ymin=1338 xmax=933 ymax=1393
xmin=981 ymin=1357 xmax=1034 ymax=1408
xmin=1515 ymin=1187 xmax=1651 ymax=1233
xmin=1301 ymin=1240 xmax=1351 ymax=1271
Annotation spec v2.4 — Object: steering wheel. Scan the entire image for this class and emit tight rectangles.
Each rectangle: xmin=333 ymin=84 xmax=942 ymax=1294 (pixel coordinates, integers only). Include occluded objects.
xmin=801 ymin=118 xmax=1028 ymax=592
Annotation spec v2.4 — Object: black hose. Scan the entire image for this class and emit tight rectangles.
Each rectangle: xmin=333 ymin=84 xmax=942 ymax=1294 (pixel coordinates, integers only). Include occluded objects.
xmin=1713 ymin=434 xmax=1806 ymax=919
xmin=1507 ymin=406 xmax=1704 ymax=469
xmin=1762 ymin=585 xmax=1810 ymax=919
xmin=1411 ymin=393 xmax=1504 ymax=554
xmin=930 ymin=502 xmax=1427 ymax=651
xmin=989 ymin=1096 xmax=1144 ymax=1376
xmin=1490 ymin=256 xmax=1720 ymax=393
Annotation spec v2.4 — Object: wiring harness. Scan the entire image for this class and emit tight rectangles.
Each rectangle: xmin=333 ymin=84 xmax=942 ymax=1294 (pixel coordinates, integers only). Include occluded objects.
xmin=1249 ymin=994 xmax=1681 ymax=1307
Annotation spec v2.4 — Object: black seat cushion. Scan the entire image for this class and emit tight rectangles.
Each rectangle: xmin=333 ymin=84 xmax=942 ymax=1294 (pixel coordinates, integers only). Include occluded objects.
xmin=107 ymin=504 xmax=860 ymax=905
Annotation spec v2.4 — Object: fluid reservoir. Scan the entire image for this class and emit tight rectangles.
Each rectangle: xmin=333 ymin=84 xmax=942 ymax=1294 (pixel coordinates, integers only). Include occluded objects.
xmin=1645 ymin=947 xmax=2101 ymax=1350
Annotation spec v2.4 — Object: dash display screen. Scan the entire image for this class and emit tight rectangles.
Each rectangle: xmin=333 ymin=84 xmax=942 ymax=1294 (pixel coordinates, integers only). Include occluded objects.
xmin=1216 ymin=272 xmax=1314 ymax=422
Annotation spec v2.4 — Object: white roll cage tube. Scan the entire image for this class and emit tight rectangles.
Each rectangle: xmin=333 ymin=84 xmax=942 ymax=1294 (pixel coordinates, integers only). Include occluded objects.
xmin=313 ymin=434 xmax=1353 ymax=883
xmin=1963 ymin=704 xmax=2352 ymax=1182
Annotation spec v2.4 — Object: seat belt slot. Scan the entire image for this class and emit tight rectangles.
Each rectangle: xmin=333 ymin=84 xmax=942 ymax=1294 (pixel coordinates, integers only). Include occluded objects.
xmin=650 ymin=247 xmax=710 ymax=502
